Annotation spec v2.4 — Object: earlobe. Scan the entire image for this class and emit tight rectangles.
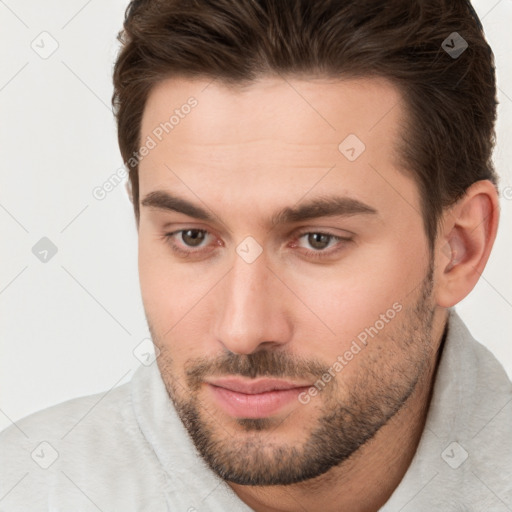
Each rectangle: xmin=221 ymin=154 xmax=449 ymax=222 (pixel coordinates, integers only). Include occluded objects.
xmin=435 ymin=180 xmax=500 ymax=308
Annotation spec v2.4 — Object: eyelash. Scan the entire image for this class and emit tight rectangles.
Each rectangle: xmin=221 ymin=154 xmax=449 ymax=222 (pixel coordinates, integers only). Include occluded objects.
xmin=163 ymin=228 xmax=352 ymax=261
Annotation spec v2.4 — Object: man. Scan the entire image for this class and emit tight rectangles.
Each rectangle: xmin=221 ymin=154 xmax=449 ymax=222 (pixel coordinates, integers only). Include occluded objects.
xmin=1 ymin=0 xmax=511 ymax=510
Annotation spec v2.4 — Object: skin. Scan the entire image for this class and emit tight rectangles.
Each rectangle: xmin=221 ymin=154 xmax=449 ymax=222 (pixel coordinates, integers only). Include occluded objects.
xmin=136 ymin=76 xmax=499 ymax=512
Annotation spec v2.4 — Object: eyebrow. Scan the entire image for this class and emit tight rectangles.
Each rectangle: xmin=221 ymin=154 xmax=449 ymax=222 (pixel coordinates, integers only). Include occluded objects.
xmin=141 ymin=190 xmax=378 ymax=226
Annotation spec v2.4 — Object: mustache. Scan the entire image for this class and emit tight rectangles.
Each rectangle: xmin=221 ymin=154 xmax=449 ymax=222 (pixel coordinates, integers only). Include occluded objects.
xmin=182 ymin=348 xmax=330 ymax=391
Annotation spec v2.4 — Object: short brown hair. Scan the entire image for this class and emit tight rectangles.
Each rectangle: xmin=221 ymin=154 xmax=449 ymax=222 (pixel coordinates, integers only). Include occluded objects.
xmin=112 ymin=0 xmax=499 ymax=248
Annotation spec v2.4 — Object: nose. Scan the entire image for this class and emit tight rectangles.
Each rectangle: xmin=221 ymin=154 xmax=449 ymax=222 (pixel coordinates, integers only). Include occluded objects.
xmin=212 ymin=249 xmax=293 ymax=355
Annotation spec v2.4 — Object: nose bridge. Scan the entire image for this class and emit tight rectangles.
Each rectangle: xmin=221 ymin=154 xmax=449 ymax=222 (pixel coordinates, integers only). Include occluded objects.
xmin=213 ymin=248 xmax=291 ymax=354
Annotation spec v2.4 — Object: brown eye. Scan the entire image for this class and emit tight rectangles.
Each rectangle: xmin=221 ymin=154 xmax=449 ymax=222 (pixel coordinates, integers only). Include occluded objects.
xmin=163 ymin=228 xmax=216 ymax=259
xmin=306 ymin=233 xmax=332 ymax=250
xmin=181 ymin=229 xmax=207 ymax=247
xmin=292 ymin=230 xmax=353 ymax=261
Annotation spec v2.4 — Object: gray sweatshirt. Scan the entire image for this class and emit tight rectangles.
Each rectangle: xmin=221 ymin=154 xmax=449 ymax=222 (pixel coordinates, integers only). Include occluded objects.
xmin=1 ymin=309 xmax=511 ymax=511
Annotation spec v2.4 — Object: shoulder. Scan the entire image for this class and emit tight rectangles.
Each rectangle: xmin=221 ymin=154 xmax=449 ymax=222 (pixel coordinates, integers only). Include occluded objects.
xmin=0 ymin=378 xmax=165 ymax=510
xmin=430 ymin=311 xmax=512 ymax=505
xmin=0 ymin=378 xmax=133 ymax=449
xmin=452 ymin=311 xmax=512 ymax=401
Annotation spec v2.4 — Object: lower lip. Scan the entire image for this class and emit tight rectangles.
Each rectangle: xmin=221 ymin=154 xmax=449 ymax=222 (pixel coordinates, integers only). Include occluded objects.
xmin=207 ymin=384 xmax=309 ymax=418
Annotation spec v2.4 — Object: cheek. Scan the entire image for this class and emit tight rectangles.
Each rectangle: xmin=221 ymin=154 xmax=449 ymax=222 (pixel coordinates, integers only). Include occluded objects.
xmin=291 ymin=237 xmax=428 ymax=355
xmin=138 ymin=232 xmax=186 ymax=324
xmin=138 ymin=232 xmax=220 ymax=343
xmin=138 ymin=234 xmax=165 ymax=308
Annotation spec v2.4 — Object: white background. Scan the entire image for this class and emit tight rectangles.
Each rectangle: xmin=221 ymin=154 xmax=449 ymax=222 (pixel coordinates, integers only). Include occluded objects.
xmin=0 ymin=0 xmax=511 ymax=432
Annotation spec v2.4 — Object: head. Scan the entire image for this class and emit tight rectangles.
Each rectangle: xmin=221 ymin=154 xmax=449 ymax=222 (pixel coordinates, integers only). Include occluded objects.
xmin=112 ymin=0 xmax=500 ymax=486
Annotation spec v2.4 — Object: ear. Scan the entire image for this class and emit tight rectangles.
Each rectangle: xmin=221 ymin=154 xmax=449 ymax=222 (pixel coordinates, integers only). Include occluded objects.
xmin=434 ymin=180 xmax=500 ymax=308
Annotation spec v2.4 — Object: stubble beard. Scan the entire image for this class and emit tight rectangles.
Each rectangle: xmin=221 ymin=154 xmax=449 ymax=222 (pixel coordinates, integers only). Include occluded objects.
xmin=152 ymin=262 xmax=437 ymax=486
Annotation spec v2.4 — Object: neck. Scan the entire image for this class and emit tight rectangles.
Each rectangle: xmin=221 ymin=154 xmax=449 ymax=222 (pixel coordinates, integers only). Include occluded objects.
xmin=227 ymin=311 xmax=449 ymax=512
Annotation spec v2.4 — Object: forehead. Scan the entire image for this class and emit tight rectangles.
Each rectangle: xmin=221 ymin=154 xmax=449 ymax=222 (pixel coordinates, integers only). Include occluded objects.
xmin=137 ymin=75 xmax=419 ymax=228
xmin=140 ymin=74 xmax=405 ymax=151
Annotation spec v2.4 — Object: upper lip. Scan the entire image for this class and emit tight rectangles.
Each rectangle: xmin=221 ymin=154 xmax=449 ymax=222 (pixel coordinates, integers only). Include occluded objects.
xmin=206 ymin=377 xmax=312 ymax=394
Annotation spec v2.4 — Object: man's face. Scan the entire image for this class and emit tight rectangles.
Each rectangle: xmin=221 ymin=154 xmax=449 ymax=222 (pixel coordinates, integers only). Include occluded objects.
xmin=137 ymin=76 xmax=442 ymax=485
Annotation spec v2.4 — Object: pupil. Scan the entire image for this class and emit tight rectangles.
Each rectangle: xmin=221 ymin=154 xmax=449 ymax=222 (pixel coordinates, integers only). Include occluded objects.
xmin=183 ymin=229 xmax=205 ymax=247
xmin=308 ymin=233 xmax=329 ymax=250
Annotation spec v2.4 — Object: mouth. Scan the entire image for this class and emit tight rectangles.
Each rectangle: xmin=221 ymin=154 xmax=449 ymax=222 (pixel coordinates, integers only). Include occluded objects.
xmin=205 ymin=377 xmax=312 ymax=418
